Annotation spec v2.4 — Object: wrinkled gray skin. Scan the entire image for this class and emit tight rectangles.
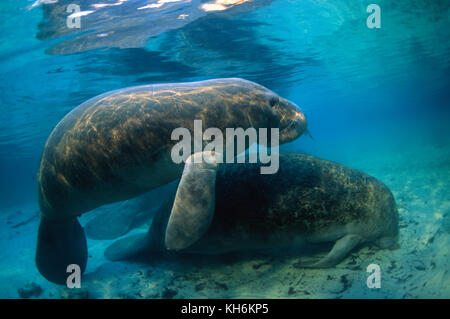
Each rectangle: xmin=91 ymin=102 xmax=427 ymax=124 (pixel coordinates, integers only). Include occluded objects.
xmin=106 ymin=153 xmax=399 ymax=268
xmin=36 ymin=78 xmax=307 ymax=284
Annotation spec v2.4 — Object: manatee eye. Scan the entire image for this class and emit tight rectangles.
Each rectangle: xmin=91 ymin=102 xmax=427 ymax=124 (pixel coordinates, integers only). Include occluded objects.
xmin=269 ymin=97 xmax=278 ymax=107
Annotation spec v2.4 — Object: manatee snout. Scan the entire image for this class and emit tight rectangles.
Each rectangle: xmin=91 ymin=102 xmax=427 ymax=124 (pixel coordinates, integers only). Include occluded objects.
xmin=231 ymin=78 xmax=307 ymax=143
xmin=276 ymin=98 xmax=308 ymax=143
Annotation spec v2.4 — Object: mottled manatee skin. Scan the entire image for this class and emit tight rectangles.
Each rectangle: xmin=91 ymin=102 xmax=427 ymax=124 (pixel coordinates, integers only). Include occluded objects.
xmin=151 ymin=153 xmax=398 ymax=253
xmin=38 ymin=78 xmax=305 ymax=220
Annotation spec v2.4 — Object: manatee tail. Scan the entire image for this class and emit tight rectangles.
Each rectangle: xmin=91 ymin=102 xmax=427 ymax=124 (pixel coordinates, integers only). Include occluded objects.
xmin=36 ymin=216 xmax=87 ymax=285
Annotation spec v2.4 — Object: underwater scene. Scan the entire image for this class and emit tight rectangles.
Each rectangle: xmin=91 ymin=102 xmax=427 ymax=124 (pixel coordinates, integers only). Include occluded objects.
xmin=0 ymin=0 xmax=449 ymax=299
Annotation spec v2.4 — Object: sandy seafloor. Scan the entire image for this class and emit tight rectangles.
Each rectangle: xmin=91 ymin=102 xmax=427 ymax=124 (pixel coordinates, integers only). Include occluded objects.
xmin=0 ymin=133 xmax=448 ymax=299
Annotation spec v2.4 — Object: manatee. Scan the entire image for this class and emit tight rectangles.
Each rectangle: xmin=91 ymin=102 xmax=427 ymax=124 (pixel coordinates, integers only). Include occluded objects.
xmin=36 ymin=78 xmax=307 ymax=284
xmin=105 ymin=152 xmax=399 ymax=268
xmin=35 ymin=0 xmax=274 ymax=55
xmin=85 ymin=181 xmax=177 ymax=240
xmin=84 ymin=201 xmax=157 ymax=241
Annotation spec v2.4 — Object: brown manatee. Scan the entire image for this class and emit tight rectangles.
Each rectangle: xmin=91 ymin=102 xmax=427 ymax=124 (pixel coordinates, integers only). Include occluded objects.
xmin=36 ymin=78 xmax=307 ymax=284
xmin=105 ymin=152 xmax=399 ymax=268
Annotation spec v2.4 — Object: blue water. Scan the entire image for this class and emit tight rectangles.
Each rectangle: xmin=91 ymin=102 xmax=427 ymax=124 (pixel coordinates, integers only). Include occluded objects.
xmin=0 ymin=0 xmax=449 ymax=298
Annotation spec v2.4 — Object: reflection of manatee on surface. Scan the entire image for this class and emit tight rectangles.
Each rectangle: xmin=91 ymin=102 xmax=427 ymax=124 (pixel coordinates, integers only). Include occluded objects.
xmin=34 ymin=0 xmax=274 ymax=55
xmin=35 ymin=78 xmax=307 ymax=284
xmin=106 ymin=152 xmax=399 ymax=269
xmin=72 ymin=15 xmax=307 ymax=95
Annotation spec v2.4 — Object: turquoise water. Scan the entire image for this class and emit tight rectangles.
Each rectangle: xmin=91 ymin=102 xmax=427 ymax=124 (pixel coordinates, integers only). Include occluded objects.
xmin=0 ymin=0 xmax=449 ymax=298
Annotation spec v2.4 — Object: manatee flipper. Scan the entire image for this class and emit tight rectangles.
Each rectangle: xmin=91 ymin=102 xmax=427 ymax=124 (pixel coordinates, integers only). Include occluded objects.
xmin=104 ymin=233 xmax=150 ymax=261
xmin=86 ymin=189 xmax=165 ymax=240
xmin=165 ymin=151 xmax=220 ymax=251
xmin=300 ymin=234 xmax=361 ymax=268
xmin=36 ymin=216 xmax=88 ymax=285
xmin=85 ymin=203 xmax=140 ymax=240
xmin=105 ymin=194 xmax=175 ymax=261
xmin=132 ymin=207 xmax=159 ymax=228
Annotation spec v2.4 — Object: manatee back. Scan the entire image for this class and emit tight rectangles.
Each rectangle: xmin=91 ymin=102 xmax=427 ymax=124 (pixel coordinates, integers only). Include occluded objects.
xmin=37 ymin=86 xmax=175 ymax=219
xmin=188 ymin=153 xmax=398 ymax=252
xmin=37 ymin=78 xmax=275 ymax=219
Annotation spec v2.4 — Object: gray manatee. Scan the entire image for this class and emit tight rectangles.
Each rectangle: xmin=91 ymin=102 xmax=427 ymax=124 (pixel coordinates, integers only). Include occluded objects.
xmin=106 ymin=152 xmax=399 ymax=268
xmin=35 ymin=78 xmax=307 ymax=284
xmin=85 ymin=181 xmax=177 ymax=240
